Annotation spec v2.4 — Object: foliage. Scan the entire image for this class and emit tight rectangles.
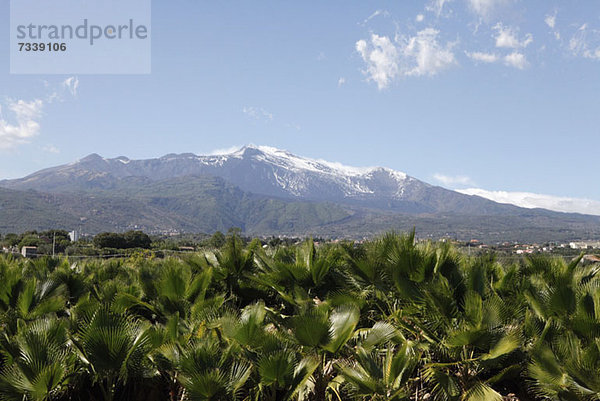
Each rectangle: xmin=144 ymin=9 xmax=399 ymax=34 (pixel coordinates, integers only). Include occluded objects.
xmin=0 ymin=232 xmax=597 ymax=400
xmin=93 ymin=231 xmax=152 ymax=249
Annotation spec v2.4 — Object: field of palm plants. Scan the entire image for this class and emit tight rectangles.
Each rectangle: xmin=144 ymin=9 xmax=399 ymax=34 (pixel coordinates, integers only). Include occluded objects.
xmin=0 ymin=232 xmax=598 ymax=400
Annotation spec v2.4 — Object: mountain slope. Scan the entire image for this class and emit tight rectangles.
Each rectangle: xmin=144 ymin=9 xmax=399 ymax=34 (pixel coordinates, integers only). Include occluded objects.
xmin=1 ymin=145 xmax=600 ymax=241
xmin=0 ymin=145 xmax=531 ymax=216
xmin=0 ymin=177 xmax=352 ymax=235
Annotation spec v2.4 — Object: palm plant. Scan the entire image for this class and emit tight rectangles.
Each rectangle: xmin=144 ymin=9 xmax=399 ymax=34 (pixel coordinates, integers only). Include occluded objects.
xmin=3 ymin=232 xmax=598 ymax=400
xmin=176 ymin=337 xmax=251 ymax=401
xmin=116 ymin=258 xmax=223 ymax=324
xmin=0 ymin=258 xmax=66 ymax=335
xmin=213 ymin=234 xmax=259 ymax=304
xmin=525 ymin=254 xmax=600 ymax=400
xmin=280 ymin=303 xmax=361 ymax=400
xmin=70 ymin=306 xmax=156 ymax=401
xmin=216 ymin=301 xmax=321 ymax=400
xmin=256 ymin=349 xmax=319 ymax=401
xmin=381 ymin=234 xmax=524 ymax=400
xmin=0 ymin=318 xmax=76 ymax=401
xmin=252 ymin=238 xmax=347 ymax=310
xmin=335 ymin=323 xmax=420 ymax=400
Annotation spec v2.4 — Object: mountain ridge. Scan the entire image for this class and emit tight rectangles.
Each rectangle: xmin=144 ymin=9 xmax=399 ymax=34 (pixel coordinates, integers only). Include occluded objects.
xmin=1 ymin=145 xmax=600 ymax=241
xmin=0 ymin=145 xmax=521 ymax=215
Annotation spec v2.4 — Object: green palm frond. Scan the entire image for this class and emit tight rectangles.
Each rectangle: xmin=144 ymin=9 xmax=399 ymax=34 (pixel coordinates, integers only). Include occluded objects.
xmin=0 ymin=318 xmax=74 ymax=401
xmin=324 ymin=304 xmax=360 ymax=354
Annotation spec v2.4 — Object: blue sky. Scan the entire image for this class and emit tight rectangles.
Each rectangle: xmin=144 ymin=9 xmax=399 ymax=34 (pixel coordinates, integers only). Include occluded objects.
xmin=1 ymin=0 xmax=600 ymax=212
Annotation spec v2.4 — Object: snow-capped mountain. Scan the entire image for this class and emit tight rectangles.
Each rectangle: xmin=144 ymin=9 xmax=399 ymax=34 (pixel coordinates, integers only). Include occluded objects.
xmin=2 ymin=145 xmax=600 ymax=240
xmin=1 ymin=144 xmax=507 ymax=214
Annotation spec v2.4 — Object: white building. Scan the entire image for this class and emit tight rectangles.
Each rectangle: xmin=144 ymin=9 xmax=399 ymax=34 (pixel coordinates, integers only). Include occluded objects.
xmin=21 ymin=246 xmax=37 ymax=258
xmin=570 ymin=241 xmax=600 ymax=250
xmin=69 ymin=230 xmax=80 ymax=242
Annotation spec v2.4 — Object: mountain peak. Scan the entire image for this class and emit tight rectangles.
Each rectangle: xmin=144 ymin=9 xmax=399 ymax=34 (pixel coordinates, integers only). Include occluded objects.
xmin=233 ymin=144 xmax=265 ymax=157
xmin=7 ymin=145 xmax=411 ymax=203
xmin=230 ymin=144 xmax=407 ymax=180
xmin=80 ymin=153 xmax=104 ymax=162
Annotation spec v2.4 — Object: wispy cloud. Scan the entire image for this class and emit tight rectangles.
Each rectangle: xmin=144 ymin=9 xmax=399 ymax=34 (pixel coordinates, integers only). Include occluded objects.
xmin=208 ymin=145 xmax=243 ymax=155
xmin=544 ymin=12 xmax=556 ymax=29
xmin=337 ymin=77 xmax=346 ymax=87
xmin=0 ymin=99 xmax=44 ymax=149
xmin=46 ymin=76 xmax=81 ymax=103
xmin=465 ymin=51 xmax=499 ymax=63
xmin=356 ymin=29 xmax=456 ymax=89
xmin=504 ymin=52 xmax=528 ymax=69
xmin=62 ymin=76 xmax=80 ymax=97
xmin=568 ymin=23 xmax=600 ymax=60
xmin=464 ymin=25 xmax=530 ymax=69
xmin=355 ymin=35 xmax=399 ymax=90
xmin=42 ymin=144 xmax=60 ymax=154
xmin=493 ymin=23 xmax=533 ymax=49
xmin=426 ymin=0 xmax=452 ymax=18
xmin=1 ymin=78 xmax=80 ymax=150
xmin=458 ymin=188 xmax=600 ymax=216
xmin=467 ymin=0 xmax=512 ymax=20
xmin=360 ymin=9 xmax=390 ymax=26
xmin=544 ymin=11 xmax=560 ymax=40
xmin=433 ymin=173 xmax=476 ymax=187
xmin=242 ymin=106 xmax=274 ymax=122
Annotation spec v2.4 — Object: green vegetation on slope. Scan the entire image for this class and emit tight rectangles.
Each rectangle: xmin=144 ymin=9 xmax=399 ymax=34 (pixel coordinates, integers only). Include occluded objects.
xmin=0 ymin=177 xmax=351 ymax=235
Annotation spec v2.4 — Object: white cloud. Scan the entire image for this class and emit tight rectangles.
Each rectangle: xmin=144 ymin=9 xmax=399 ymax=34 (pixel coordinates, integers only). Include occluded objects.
xmin=545 ymin=12 xmax=560 ymax=40
xmin=356 ymin=35 xmax=400 ymax=90
xmin=208 ymin=145 xmax=242 ymax=155
xmin=361 ymin=9 xmax=389 ymax=25
xmin=0 ymin=79 xmax=79 ymax=150
xmin=426 ymin=0 xmax=451 ymax=18
xmin=458 ymin=188 xmax=600 ymax=216
xmin=544 ymin=12 xmax=556 ymax=29
xmin=42 ymin=144 xmax=60 ymax=154
xmin=416 ymin=14 xmax=425 ymax=22
xmin=569 ymin=24 xmax=588 ymax=55
xmin=45 ymin=76 xmax=81 ymax=103
xmin=433 ymin=173 xmax=476 ymax=187
xmin=0 ymin=99 xmax=44 ymax=149
xmin=356 ymin=29 xmax=456 ymax=89
xmin=62 ymin=76 xmax=80 ymax=96
xmin=493 ymin=23 xmax=533 ymax=48
xmin=402 ymin=28 xmax=457 ymax=77
xmin=467 ymin=0 xmax=510 ymax=20
xmin=465 ymin=51 xmax=499 ymax=63
xmin=569 ymin=23 xmax=600 ymax=60
xmin=337 ymin=77 xmax=346 ymax=87
xmin=242 ymin=106 xmax=273 ymax=121
xmin=504 ymin=52 xmax=528 ymax=69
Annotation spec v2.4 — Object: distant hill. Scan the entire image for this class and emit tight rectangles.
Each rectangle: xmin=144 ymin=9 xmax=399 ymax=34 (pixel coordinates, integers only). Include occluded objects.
xmin=1 ymin=145 xmax=600 ymax=242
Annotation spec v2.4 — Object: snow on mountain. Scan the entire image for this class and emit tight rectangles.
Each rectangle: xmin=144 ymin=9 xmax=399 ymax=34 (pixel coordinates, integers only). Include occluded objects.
xmin=214 ymin=145 xmax=411 ymax=198
xmin=2 ymin=145 xmax=415 ymax=201
xmin=0 ymin=144 xmax=531 ymax=216
xmin=127 ymin=144 xmax=414 ymax=200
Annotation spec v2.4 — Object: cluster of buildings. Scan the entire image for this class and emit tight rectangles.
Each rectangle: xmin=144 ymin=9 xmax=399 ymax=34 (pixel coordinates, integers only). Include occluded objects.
xmin=458 ymin=238 xmax=600 ymax=255
xmin=2 ymin=245 xmax=37 ymax=258
xmin=2 ymin=230 xmax=80 ymax=258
